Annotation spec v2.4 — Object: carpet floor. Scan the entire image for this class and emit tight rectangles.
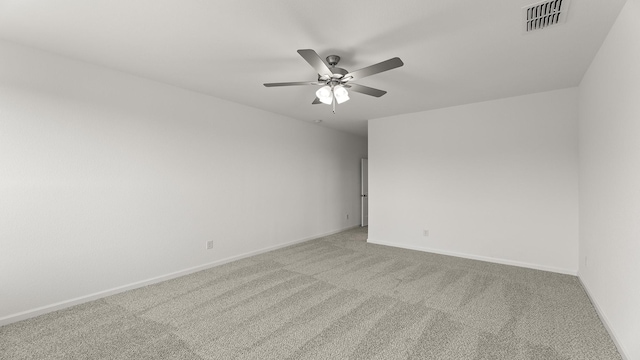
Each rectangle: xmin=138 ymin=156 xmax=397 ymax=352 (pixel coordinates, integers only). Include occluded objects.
xmin=0 ymin=227 xmax=622 ymax=359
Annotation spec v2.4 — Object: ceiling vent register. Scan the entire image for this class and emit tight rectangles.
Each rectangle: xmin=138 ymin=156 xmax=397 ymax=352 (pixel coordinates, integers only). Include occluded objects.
xmin=523 ymin=0 xmax=570 ymax=32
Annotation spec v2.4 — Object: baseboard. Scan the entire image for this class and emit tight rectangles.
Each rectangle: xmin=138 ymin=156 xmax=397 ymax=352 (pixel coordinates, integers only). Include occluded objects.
xmin=0 ymin=225 xmax=359 ymax=327
xmin=577 ymin=274 xmax=630 ymax=360
xmin=366 ymin=238 xmax=577 ymax=275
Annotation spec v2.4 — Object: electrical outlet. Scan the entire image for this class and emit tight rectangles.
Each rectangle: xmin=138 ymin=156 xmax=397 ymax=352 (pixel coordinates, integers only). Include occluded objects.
xmin=206 ymin=240 xmax=214 ymax=250
xmin=584 ymin=256 xmax=588 ymax=268
xmin=423 ymin=229 xmax=429 ymax=237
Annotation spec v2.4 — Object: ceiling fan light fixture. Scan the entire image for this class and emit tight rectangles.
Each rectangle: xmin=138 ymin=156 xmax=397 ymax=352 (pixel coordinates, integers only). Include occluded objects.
xmin=264 ymin=49 xmax=404 ymax=113
xmin=333 ymin=85 xmax=349 ymax=104
xmin=316 ymin=86 xmax=333 ymax=104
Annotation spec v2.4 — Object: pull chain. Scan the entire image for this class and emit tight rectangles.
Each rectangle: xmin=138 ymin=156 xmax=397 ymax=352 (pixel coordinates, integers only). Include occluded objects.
xmin=332 ymin=85 xmax=336 ymax=114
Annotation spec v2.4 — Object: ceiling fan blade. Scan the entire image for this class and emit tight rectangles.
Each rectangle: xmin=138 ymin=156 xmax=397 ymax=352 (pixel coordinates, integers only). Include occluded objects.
xmin=312 ymin=97 xmax=322 ymax=104
xmin=264 ymin=81 xmax=322 ymax=87
xmin=297 ymin=49 xmax=334 ymax=77
xmin=344 ymin=57 xmax=404 ymax=81
xmin=346 ymin=83 xmax=387 ymax=97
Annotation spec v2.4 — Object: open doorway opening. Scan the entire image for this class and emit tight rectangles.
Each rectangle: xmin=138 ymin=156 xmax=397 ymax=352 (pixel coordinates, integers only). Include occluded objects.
xmin=361 ymin=158 xmax=368 ymax=227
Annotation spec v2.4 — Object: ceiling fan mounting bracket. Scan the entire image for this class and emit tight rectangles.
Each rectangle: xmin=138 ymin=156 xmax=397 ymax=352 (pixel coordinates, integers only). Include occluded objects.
xmin=326 ymin=55 xmax=341 ymax=67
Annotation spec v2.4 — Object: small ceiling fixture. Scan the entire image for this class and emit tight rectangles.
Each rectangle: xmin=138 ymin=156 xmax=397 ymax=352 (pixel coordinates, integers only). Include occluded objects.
xmin=264 ymin=49 xmax=404 ymax=114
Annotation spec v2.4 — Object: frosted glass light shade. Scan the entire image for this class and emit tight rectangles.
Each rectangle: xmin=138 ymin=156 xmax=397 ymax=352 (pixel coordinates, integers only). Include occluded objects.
xmin=333 ymin=85 xmax=350 ymax=104
xmin=316 ymin=86 xmax=333 ymax=104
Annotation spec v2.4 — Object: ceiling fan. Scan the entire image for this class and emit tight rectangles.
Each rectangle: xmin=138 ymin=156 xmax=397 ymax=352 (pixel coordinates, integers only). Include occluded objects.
xmin=264 ymin=49 xmax=404 ymax=114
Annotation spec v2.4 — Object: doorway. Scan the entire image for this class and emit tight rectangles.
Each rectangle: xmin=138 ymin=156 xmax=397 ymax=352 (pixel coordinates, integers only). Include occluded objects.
xmin=361 ymin=158 xmax=368 ymax=227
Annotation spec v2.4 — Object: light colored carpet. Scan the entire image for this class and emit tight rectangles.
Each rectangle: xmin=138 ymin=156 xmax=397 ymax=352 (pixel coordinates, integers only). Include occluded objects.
xmin=0 ymin=227 xmax=622 ymax=359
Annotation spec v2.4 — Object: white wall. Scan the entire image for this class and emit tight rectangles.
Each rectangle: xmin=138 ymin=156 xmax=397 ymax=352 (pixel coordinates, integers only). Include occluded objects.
xmin=368 ymin=88 xmax=579 ymax=274
xmin=0 ymin=40 xmax=367 ymax=323
xmin=578 ymin=0 xmax=640 ymax=358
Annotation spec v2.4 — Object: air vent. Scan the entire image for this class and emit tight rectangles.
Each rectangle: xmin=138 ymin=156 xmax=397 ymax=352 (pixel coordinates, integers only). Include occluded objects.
xmin=523 ymin=0 xmax=570 ymax=33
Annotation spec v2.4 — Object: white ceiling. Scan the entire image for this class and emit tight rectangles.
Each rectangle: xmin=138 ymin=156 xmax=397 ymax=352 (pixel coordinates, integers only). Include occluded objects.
xmin=0 ymin=0 xmax=627 ymax=137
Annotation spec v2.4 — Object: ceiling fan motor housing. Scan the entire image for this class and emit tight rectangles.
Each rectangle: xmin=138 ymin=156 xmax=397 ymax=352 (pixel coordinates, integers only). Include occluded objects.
xmin=329 ymin=55 xmax=348 ymax=76
xmin=319 ymin=68 xmax=348 ymax=82
xmin=319 ymin=55 xmax=348 ymax=83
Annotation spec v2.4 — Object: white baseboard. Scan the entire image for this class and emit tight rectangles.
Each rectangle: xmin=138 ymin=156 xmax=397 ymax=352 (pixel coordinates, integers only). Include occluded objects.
xmin=0 ymin=225 xmax=359 ymax=327
xmin=577 ymin=274 xmax=630 ymax=360
xmin=366 ymin=238 xmax=577 ymax=275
